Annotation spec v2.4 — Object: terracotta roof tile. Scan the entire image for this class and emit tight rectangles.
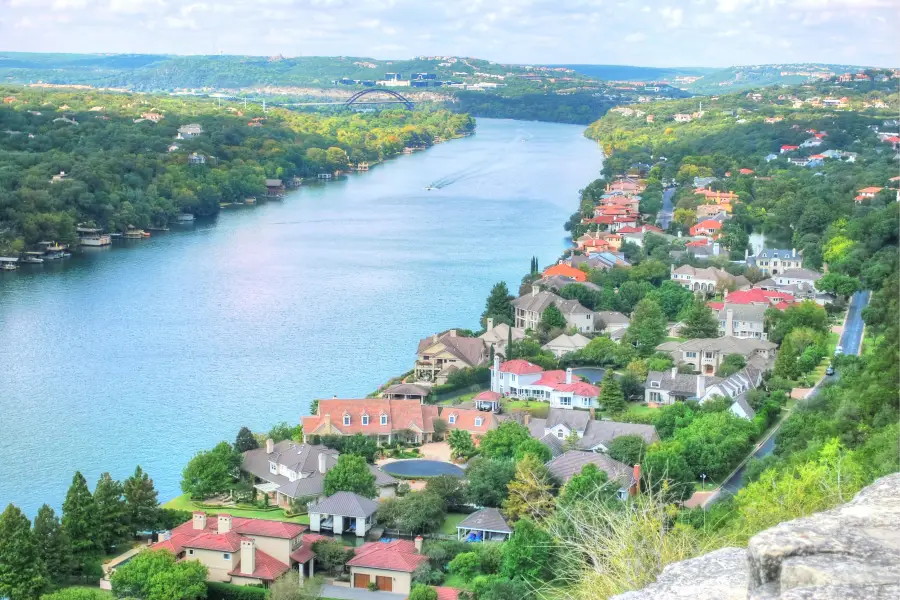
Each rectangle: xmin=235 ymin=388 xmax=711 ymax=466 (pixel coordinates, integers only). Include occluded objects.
xmin=228 ymin=548 xmax=290 ymax=581
xmin=348 ymin=540 xmax=428 ymax=573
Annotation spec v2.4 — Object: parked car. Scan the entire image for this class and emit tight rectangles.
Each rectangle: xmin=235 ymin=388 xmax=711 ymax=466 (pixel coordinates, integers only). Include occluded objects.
xmin=826 ymin=365 xmax=835 ymax=376
xmin=834 ymin=345 xmax=844 ymax=355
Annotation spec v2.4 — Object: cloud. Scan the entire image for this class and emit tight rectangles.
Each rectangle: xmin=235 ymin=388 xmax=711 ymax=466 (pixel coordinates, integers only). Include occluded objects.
xmin=625 ymin=32 xmax=647 ymax=42
xmin=659 ymin=6 xmax=684 ymax=28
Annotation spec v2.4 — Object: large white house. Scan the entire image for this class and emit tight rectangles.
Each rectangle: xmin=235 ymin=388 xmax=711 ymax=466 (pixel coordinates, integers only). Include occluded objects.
xmin=489 ymin=356 xmax=600 ymax=409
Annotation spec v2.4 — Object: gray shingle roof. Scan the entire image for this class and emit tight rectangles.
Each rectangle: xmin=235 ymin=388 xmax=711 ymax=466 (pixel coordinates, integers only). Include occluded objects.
xmin=717 ymin=303 xmax=768 ymax=322
xmin=383 ymin=383 xmax=431 ymax=397
xmin=512 ymin=290 xmax=592 ymax=316
xmin=537 ymin=275 xmax=602 ymax=293
xmin=457 ymin=507 xmax=512 ymax=534
xmin=646 ymin=370 xmax=721 ymax=396
xmin=545 ymin=450 xmax=633 ymax=486
xmin=539 ymin=433 xmax=566 ymax=458
xmin=546 ymin=408 xmax=591 ymax=431
xmin=579 ymin=420 xmax=660 ymax=449
xmin=309 ymin=491 xmax=379 ymax=517
xmin=658 ymin=336 xmax=776 ymax=356
xmin=776 ymin=268 xmax=822 ymax=281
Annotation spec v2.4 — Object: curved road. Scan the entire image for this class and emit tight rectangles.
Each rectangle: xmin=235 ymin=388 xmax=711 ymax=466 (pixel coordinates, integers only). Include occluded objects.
xmin=714 ymin=290 xmax=871 ymax=498
xmin=657 ymin=186 xmax=676 ymax=229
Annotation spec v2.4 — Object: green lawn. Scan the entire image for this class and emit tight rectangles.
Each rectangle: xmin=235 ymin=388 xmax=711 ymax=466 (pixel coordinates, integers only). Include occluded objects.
xmin=811 ymin=330 xmax=841 ymax=380
xmin=163 ymin=494 xmax=309 ymax=524
xmin=443 ymin=574 xmax=471 ymax=590
xmin=439 ymin=391 xmax=480 ymax=406
xmin=55 ymin=585 xmax=112 ymax=598
xmin=500 ymin=400 xmax=549 ymax=418
xmin=439 ymin=512 xmax=468 ymax=535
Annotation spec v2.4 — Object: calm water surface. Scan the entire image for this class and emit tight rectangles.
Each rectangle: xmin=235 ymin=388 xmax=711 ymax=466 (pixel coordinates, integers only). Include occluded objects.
xmin=0 ymin=118 xmax=602 ymax=516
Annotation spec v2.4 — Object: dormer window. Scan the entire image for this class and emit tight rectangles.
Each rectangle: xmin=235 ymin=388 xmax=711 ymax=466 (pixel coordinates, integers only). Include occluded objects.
xmin=269 ymin=461 xmax=277 ymax=474
xmin=474 ymin=417 xmax=483 ymax=427
xmin=651 ymin=381 xmax=660 ymax=388
xmin=448 ymin=414 xmax=457 ymax=424
xmin=343 ymin=414 xmax=351 ymax=426
xmin=362 ymin=414 xmax=369 ymax=426
xmin=380 ymin=413 xmax=387 ymax=426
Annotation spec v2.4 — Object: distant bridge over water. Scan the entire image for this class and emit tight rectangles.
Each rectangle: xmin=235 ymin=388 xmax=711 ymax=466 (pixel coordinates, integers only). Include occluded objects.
xmin=210 ymin=88 xmax=418 ymax=111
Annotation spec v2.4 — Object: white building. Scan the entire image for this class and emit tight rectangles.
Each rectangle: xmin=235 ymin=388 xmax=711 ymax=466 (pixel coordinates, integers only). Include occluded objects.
xmin=490 ymin=357 xmax=600 ymax=410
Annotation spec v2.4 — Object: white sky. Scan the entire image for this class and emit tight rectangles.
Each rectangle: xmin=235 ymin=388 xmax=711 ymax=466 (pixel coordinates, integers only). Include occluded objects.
xmin=1 ymin=0 xmax=898 ymax=67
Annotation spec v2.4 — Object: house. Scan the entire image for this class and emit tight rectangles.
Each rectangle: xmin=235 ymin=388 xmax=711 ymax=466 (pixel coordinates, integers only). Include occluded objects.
xmin=716 ymin=304 xmax=768 ymax=339
xmin=855 ymin=187 xmax=883 ymax=202
xmin=709 ymin=287 xmax=796 ymax=309
xmin=765 ymin=153 xmax=779 ymax=162
xmin=50 ymin=171 xmax=68 ymax=184
xmin=545 ymin=451 xmax=637 ymax=500
xmin=739 ymin=168 xmax=754 ymax=175
xmin=308 ymin=492 xmax=378 ymax=537
xmin=441 ymin=405 xmax=500 ymax=436
xmin=745 ymin=248 xmax=802 ymax=276
xmin=569 ymin=252 xmax=631 ymax=270
xmin=346 ymin=538 xmax=428 ymax=594
xmin=188 ymin=152 xmax=206 ymax=165
xmin=689 ymin=219 xmax=723 ymax=238
xmin=671 ymin=264 xmax=749 ymax=294
xmin=381 ymin=383 xmax=430 ymax=402
xmin=801 ymin=138 xmax=823 ymax=148
xmin=780 ymin=145 xmax=799 ymax=153
xmin=696 ymin=203 xmax=732 ymax=219
xmin=694 ymin=189 xmax=739 ymax=203
xmin=527 ymin=408 xmax=659 ymax=453
xmin=686 ymin=241 xmax=723 ymax=261
xmin=479 ymin=319 xmax=526 ymax=359
xmin=789 ymin=158 xmax=810 ymax=167
xmin=302 ymin=398 xmax=439 ymax=444
xmin=415 ymin=330 xmax=488 ymax=383
xmin=595 ymin=311 xmax=630 ymax=339
xmin=542 ymin=263 xmax=587 ymax=282
xmin=700 ymin=367 xmax=764 ymax=419
xmin=535 ymin=275 xmax=602 ymax=295
xmin=673 ymin=113 xmax=692 ymax=122
xmin=644 ymin=367 xmax=762 ymax=418
xmin=772 ymin=268 xmax=823 ymax=288
xmin=655 ymin=336 xmax=777 ymax=375
xmin=456 ymin=508 xmax=512 ymax=542
xmin=490 ymin=357 xmax=601 ymax=410
xmin=542 ymin=332 xmax=591 ymax=358
xmin=512 ymin=289 xmax=596 ymax=333
xmin=241 ymin=440 xmax=398 ymax=506
xmin=177 ymin=123 xmax=203 ymax=139
xmin=151 ymin=512 xmax=307 ymax=586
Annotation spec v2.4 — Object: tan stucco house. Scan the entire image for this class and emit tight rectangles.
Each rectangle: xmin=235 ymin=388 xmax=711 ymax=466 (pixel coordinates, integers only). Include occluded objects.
xmin=346 ymin=538 xmax=429 ymax=594
xmin=415 ymin=329 xmax=488 ymax=383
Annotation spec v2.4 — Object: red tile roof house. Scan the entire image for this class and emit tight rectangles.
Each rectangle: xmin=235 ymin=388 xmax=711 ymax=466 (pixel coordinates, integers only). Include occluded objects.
xmin=150 ymin=512 xmax=311 ymax=586
xmin=689 ymin=219 xmax=723 ymax=238
xmin=302 ymin=398 xmax=439 ymax=445
xmin=542 ymin=262 xmax=587 ymax=282
xmin=780 ymin=145 xmax=800 ymax=153
xmin=489 ymin=356 xmax=601 ymax=410
xmin=855 ymin=187 xmax=883 ymax=202
xmin=441 ymin=404 xmax=501 ymax=438
xmin=347 ymin=538 xmax=429 ymax=594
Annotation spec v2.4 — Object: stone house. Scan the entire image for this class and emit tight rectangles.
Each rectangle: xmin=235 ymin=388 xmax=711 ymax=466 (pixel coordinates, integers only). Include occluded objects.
xmin=745 ymin=248 xmax=802 ymax=276
xmin=512 ymin=288 xmax=596 ymax=333
xmin=655 ymin=336 xmax=777 ymax=375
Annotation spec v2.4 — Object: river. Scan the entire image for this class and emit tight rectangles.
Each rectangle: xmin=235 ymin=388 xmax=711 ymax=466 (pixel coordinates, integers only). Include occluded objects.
xmin=0 ymin=118 xmax=602 ymax=516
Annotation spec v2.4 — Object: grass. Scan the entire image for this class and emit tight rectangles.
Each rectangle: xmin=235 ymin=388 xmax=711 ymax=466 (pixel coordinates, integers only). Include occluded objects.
xmin=56 ymin=585 xmax=112 ymax=597
xmin=811 ymin=330 xmax=841 ymax=380
xmin=439 ymin=512 xmax=468 ymax=535
xmin=500 ymin=400 xmax=549 ymax=418
xmin=163 ymin=494 xmax=309 ymax=524
xmin=439 ymin=391 xmax=479 ymax=406
xmin=442 ymin=573 xmax=471 ymax=590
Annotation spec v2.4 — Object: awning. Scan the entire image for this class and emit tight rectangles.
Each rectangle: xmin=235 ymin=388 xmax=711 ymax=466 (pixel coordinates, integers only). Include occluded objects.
xmin=254 ymin=482 xmax=280 ymax=494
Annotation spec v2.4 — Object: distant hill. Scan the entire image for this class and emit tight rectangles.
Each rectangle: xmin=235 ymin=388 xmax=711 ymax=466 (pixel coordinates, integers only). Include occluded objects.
xmin=550 ymin=64 xmax=716 ymax=82
xmin=681 ymin=63 xmax=874 ymax=94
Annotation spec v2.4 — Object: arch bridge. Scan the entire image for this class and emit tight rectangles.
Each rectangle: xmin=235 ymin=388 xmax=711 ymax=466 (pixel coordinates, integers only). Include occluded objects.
xmin=345 ymin=88 xmax=415 ymax=110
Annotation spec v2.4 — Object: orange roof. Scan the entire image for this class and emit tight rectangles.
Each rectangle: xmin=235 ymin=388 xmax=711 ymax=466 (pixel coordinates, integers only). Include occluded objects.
xmin=348 ymin=540 xmax=428 ymax=573
xmin=739 ymin=168 xmax=754 ymax=175
xmin=543 ymin=264 xmax=587 ymax=282
xmin=858 ymin=187 xmax=883 ymax=194
xmin=441 ymin=407 xmax=497 ymax=435
xmin=498 ymin=359 xmax=543 ymax=375
xmin=303 ymin=399 xmax=438 ymax=436
xmin=434 ymin=588 xmax=461 ymax=600
xmin=228 ymin=548 xmax=290 ymax=581
xmin=693 ymin=220 xmax=723 ymax=230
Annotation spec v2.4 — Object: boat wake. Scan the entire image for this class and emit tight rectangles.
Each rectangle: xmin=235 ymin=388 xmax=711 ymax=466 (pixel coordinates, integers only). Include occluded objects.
xmin=426 ymin=131 xmax=528 ymax=190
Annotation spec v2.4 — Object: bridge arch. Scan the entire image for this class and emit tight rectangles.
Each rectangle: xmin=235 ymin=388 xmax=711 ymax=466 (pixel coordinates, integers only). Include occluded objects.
xmin=345 ymin=88 xmax=414 ymax=110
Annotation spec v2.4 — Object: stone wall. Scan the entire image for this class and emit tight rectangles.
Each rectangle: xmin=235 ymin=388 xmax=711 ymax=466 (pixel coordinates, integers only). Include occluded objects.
xmin=613 ymin=473 xmax=900 ymax=600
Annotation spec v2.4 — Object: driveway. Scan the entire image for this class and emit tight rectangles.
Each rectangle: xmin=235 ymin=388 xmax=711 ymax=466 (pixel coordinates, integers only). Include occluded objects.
xmin=320 ymin=584 xmax=406 ymax=600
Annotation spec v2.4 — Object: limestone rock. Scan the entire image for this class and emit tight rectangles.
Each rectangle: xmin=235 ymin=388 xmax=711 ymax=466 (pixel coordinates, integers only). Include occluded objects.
xmin=612 ymin=547 xmax=748 ymax=600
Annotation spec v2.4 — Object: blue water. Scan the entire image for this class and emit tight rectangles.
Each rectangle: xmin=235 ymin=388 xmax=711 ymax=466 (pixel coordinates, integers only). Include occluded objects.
xmin=382 ymin=460 xmax=465 ymax=478
xmin=0 ymin=118 xmax=602 ymax=517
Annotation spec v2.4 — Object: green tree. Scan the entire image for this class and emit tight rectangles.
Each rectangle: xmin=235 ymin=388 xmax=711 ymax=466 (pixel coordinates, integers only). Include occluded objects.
xmin=309 ymin=540 xmax=354 ymax=575
xmin=466 ymin=458 xmax=516 ymax=508
xmin=234 ymin=426 xmax=259 ymax=453
xmin=607 ymin=435 xmax=647 ymax=467
xmin=479 ymin=421 xmax=532 ymax=460
xmin=716 ymin=354 xmax=747 ymax=377
xmin=815 ymin=272 xmax=860 ymax=300
xmin=500 ymin=518 xmax=552 ymax=582
xmin=539 ymin=303 xmax=567 ymax=332
xmin=448 ymin=552 xmax=481 ymax=582
xmin=323 ymin=454 xmax=376 ymax=498
xmin=93 ymin=473 xmax=129 ymax=554
xmin=514 ymin=438 xmax=552 ymax=463
xmin=678 ymin=297 xmax=719 ymax=338
xmin=599 ymin=370 xmax=626 ymax=415
xmin=340 ymin=433 xmax=379 ymax=463
xmin=768 ymin=300 xmax=828 ymax=344
xmin=32 ymin=505 xmax=72 ymax=583
xmin=391 ymin=492 xmax=446 ymax=534
xmin=641 ymin=444 xmax=695 ymax=501
xmin=424 ymin=476 xmax=467 ymax=510
xmin=502 ymin=454 xmax=555 ymax=522
xmin=268 ymin=422 xmax=299 ymax=443
xmin=268 ymin=572 xmax=322 ymax=600
xmin=124 ymin=466 xmax=160 ymax=536
xmin=408 ymin=585 xmax=438 ymax=600
xmin=0 ymin=504 xmax=47 ymax=600
xmin=110 ymin=549 xmax=207 ymax=600
xmin=558 ymin=464 xmax=614 ymax=507
xmin=61 ymin=472 xmax=97 ymax=567
xmin=180 ymin=441 xmax=242 ymax=499
xmin=481 ymin=282 xmax=514 ymax=327
xmin=577 ymin=336 xmax=630 ymax=366
xmin=448 ymin=429 xmax=477 ymax=460
xmin=645 ymin=281 xmax=694 ymax=320
xmin=623 ymin=298 xmax=667 ymax=356
xmin=674 ymin=412 xmax=755 ymax=480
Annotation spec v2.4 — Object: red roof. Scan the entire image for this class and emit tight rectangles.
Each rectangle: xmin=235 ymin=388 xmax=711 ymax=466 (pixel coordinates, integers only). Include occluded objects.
xmin=554 ymin=381 xmax=600 ymax=396
xmin=434 ymin=588 xmax=461 ymax=600
xmin=229 ymin=548 xmax=290 ymax=581
xmin=884 ymin=136 xmax=900 ymax=143
xmin=442 ymin=407 xmax=496 ymax=434
xmin=781 ymin=145 xmax=799 ymax=150
xmin=152 ymin=515 xmax=307 ymax=555
xmin=290 ymin=546 xmax=316 ymax=564
xmin=498 ymin=359 xmax=543 ymax=375
xmin=303 ymin=399 xmax=438 ymax=436
xmin=809 ymin=154 xmax=826 ymax=159
xmin=543 ymin=264 xmax=587 ymax=282
xmin=348 ymin=540 xmax=428 ymax=573
xmin=858 ymin=187 xmax=883 ymax=194
xmin=686 ymin=239 xmax=710 ymax=247
xmin=739 ymin=168 xmax=754 ymax=175
xmin=473 ymin=390 xmax=501 ymax=401
xmin=585 ymin=215 xmax=614 ymax=224
xmin=721 ymin=288 xmax=795 ymax=305
xmin=532 ymin=370 xmax=567 ymax=386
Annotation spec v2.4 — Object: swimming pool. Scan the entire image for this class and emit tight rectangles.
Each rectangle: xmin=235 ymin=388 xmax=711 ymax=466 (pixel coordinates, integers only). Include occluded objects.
xmin=382 ymin=459 xmax=465 ymax=478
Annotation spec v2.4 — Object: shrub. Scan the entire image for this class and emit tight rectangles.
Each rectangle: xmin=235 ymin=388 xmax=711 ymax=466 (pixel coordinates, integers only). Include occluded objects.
xmin=448 ymin=551 xmax=481 ymax=582
xmin=40 ymin=589 xmax=109 ymax=600
xmin=207 ymin=582 xmax=267 ymax=600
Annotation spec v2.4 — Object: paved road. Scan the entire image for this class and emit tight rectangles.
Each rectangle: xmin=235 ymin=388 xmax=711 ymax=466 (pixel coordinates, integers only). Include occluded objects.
xmin=657 ymin=187 xmax=676 ymax=229
xmin=713 ymin=291 xmax=871 ymax=499
xmin=320 ymin=584 xmax=406 ymax=600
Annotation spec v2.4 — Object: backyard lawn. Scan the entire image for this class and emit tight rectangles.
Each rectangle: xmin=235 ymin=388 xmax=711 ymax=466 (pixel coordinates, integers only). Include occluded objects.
xmin=163 ymin=494 xmax=309 ymax=524
xmin=439 ymin=512 xmax=468 ymax=536
xmin=500 ymin=400 xmax=549 ymax=418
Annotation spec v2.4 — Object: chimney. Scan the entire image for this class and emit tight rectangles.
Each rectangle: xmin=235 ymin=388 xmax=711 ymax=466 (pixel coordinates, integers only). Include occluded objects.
xmin=265 ymin=439 xmax=274 ymax=454
xmin=531 ymin=286 xmax=538 ymax=297
xmin=712 ymin=243 xmax=720 ymax=256
xmin=726 ymin=308 xmax=735 ymax=336
xmin=491 ymin=354 xmax=501 ymax=392
xmin=318 ymin=452 xmax=328 ymax=474
xmin=792 ymin=247 xmax=796 ymax=257
xmin=432 ymin=334 xmax=438 ymax=343
xmin=486 ymin=317 xmax=494 ymax=331
xmin=449 ymin=329 xmax=457 ymax=337
xmin=723 ymin=289 xmax=728 ymax=300
xmin=696 ymin=375 xmax=706 ymax=399
xmin=630 ymin=464 xmax=641 ymax=496
xmin=218 ymin=514 xmax=232 ymax=534
xmin=670 ymin=366 xmax=678 ymax=378
xmin=192 ymin=512 xmax=207 ymax=531
xmin=414 ymin=536 xmax=424 ymax=553
xmin=565 ymin=368 xmax=573 ymax=384
xmin=744 ymin=247 xmax=750 ymax=260
xmin=240 ymin=539 xmax=255 ymax=574
xmin=669 ymin=263 xmax=674 ymax=277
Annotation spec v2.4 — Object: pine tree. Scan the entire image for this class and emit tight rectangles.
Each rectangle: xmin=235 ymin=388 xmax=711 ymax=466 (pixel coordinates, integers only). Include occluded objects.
xmin=123 ymin=466 xmax=160 ymax=536
xmin=234 ymin=426 xmax=259 ymax=453
xmin=93 ymin=473 xmax=129 ymax=554
xmin=679 ymin=296 xmax=720 ymax=338
xmin=539 ymin=302 xmax=567 ymax=332
xmin=33 ymin=504 xmax=73 ymax=583
xmin=0 ymin=504 xmax=48 ymax=600
xmin=599 ymin=370 xmax=626 ymax=415
xmin=481 ymin=281 xmax=514 ymax=327
xmin=62 ymin=472 xmax=97 ymax=567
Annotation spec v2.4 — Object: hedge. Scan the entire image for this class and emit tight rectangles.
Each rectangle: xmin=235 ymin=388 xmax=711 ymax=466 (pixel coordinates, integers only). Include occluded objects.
xmin=207 ymin=582 xmax=267 ymax=600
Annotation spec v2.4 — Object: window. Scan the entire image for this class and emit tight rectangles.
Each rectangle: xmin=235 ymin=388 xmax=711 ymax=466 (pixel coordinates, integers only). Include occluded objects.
xmin=474 ymin=417 xmax=483 ymax=427
xmin=649 ymin=392 xmax=661 ymax=402
xmin=560 ymin=396 xmax=572 ymax=406
xmin=650 ymin=381 xmax=660 ymax=388
xmin=380 ymin=414 xmax=387 ymax=425
xmin=705 ymin=352 xmax=714 ymax=359
xmin=557 ymin=430 xmax=564 ymax=439
xmin=686 ymin=351 xmax=697 ymax=358
xmin=448 ymin=414 xmax=456 ymax=424
xmin=188 ymin=549 xmax=194 ymax=556
xmin=343 ymin=414 xmax=350 ymax=426
xmin=269 ymin=461 xmax=277 ymax=474
xmin=582 ymin=397 xmax=591 ymax=407
xmin=362 ymin=415 xmax=369 ymax=426
xmin=223 ymin=553 xmax=231 ymax=560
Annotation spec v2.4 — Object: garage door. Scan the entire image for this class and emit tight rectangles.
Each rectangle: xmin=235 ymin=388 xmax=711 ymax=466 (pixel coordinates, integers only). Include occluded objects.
xmin=376 ymin=576 xmax=392 ymax=592
xmin=353 ymin=574 xmax=370 ymax=589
